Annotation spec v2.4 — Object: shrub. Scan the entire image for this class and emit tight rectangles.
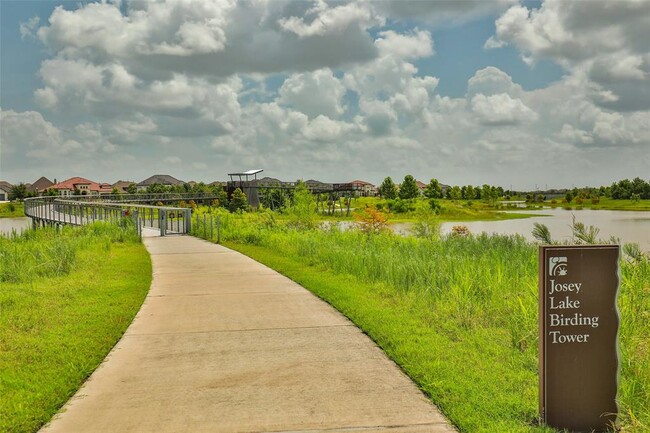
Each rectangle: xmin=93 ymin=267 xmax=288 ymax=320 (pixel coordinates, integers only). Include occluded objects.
xmin=451 ymin=225 xmax=470 ymax=237
xmin=354 ymin=205 xmax=389 ymax=236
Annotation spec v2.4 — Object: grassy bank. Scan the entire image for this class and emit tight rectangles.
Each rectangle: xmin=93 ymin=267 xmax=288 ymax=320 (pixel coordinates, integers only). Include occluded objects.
xmin=543 ymin=198 xmax=650 ymax=211
xmin=192 ymin=210 xmax=649 ymax=433
xmin=0 ymin=223 xmax=151 ymax=433
xmin=0 ymin=202 xmax=25 ymax=218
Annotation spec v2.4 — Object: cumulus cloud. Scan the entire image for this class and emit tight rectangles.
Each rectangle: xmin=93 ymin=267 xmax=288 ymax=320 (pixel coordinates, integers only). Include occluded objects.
xmin=278 ymin=69 xmax=346 ymax=118
xmin=4 ymin=0 xmax=648 ymax=188
xmin=278 ymin=0 xmax=382 ymax=38
xmin=35 ymin=0 xmax=378 ymax=80
xmin=471 ymin=93 xmax=538 ymax=125
xmin=0 ymin=110 xmax=116 ymax=159
xmin=375 ymin=30 xmax=434 ymax=59
xmin=467 ymin=66 xmax=523 ymax=98
xmin=487 ymin=0 xmax=650 ymax=110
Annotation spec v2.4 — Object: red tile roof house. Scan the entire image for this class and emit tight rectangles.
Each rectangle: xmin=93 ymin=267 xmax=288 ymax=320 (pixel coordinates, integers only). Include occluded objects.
xmin=50 ymin=177 xmax=113 ymax=197
xmin=343 ymin=180 xmax=378 ymax=197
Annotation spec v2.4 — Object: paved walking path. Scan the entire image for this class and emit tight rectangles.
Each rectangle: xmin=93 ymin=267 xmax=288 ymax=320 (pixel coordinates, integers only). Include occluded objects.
xmin=41 ymin=235 xmax=456 ymax=433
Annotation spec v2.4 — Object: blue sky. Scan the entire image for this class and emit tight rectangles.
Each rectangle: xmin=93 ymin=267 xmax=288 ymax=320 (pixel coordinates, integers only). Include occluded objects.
xmin=1 ymin=1 xmax=648 ymax=188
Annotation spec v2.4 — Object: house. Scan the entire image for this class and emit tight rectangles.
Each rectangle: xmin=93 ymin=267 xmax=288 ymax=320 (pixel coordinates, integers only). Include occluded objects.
xmin=255 ymin=176 xmax=283 ymax=187
xmin=50 ymin=177 xmax=112 ymax=197
xmin=136 ymin=174 xmax=184 ymax=191
xmin=112 ymin=180 xmax=136 ymax=194
xmin=416 ymin=180 xmax=427 ymax=195
xmin=0 ymin=181 xmax=12 ymax=201
xmin=27 ymin=177 xmax=54 ymax=195
xmin=338 ymin=180 xmax=378 ymax=197
xmin=305 ymin=179 xmax=333 ymax=192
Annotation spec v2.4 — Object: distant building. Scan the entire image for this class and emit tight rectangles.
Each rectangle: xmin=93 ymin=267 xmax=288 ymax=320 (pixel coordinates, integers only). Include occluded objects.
xmin=112 ymin=180 xmax=136 ymax=194
xmin=0 ymin=181 xmax=12 ymax=201
xmin=209 ymin=181 xmax=227 ymax=188
xmin=255 ymin=176 xmax=283 ymax=187
xmin=337 ymin=180 xmax=378 ymax=196
xmin=415 ymin=180 xmax=427 ymax=195
xmin=27 ymin=177 xmax=54 ymax=195
xmin=136 ymin=174 xmax=184 ymax=191
xmin=50 ymin=177 xmax=112 ymax=196
xmin=305 ymin=179 xmax=333 ymax=192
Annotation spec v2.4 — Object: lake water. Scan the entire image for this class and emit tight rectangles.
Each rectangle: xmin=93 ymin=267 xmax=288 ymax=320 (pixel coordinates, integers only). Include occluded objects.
xmin=0 ymin=217 xmax=31 ymax=236
xmin=438 ymin=208 xmax=650 ymax=250
xmin=4 ymin=210 xmax=650 ymax=250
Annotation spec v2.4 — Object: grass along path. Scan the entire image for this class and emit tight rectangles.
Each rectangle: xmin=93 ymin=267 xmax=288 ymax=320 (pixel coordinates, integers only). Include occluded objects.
xmin=0 ymin=202 xmax=25 ymax=218
xmin=0 ymin=224 xmax=151 ymax=433
xmin=190 ymin=211 xmax=649 ymax=432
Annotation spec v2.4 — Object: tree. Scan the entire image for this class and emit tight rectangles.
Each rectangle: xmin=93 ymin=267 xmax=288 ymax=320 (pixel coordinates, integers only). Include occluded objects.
xmin=465 ymin=185 xmax=477 ymax=200
xmin=146 ymin=183 xmax=168 ymax=193
xmin=287 ymin=180 xmax=317 ymax=229
xmin=424 ymin=178 xmax=442 ymax=199
xmin=9 ymin=183 xmax=28 ymax=201
xmin=126 ymin=183 xmax=137 ymax=194
xmin=215 ymin=188 xmax=229 ymax=208
xmin=448 ymin=185 xmax=462 ymax=201
xmin=398 ymin=175 xmax=419 ymax=200
xmin=229 ymin=188 xmax=248 ymax=213
xmin=379 ymin=176 xmax=398 ymax=199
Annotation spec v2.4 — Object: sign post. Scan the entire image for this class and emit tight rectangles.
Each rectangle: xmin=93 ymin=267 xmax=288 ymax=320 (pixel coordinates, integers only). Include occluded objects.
xmin=539 ymin=245 xmax=620 ymax=432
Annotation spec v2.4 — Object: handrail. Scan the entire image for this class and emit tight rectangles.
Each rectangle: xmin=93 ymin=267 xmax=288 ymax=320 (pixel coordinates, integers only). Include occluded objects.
xmin=24 ymin=196 xmax=192 ymax=236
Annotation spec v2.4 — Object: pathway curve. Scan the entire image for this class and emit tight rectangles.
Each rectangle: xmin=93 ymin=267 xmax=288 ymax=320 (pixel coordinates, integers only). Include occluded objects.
xmin=41 ymin=235 xmax=456 ymax=433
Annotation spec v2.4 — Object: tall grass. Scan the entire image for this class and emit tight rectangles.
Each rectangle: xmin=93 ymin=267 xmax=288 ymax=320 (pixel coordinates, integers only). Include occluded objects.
xmin=0 ymin=222 xmax=148 ymax=433
xmin=191 ymin=210 xmax=649 ymax=432
xmin=0 ymin=220 xmax=139 ymax=283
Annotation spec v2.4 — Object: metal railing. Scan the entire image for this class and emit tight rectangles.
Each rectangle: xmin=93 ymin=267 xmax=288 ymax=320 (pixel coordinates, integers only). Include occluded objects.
xmin=24 ymin=196 xmax=192 ymax=236
xmin=74 ymin=192 xmax=219 ymax=203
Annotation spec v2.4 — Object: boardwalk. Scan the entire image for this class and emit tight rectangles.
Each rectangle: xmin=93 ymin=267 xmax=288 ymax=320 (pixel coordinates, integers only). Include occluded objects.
xmin=40 ymin=235 xmax=456 ymax=433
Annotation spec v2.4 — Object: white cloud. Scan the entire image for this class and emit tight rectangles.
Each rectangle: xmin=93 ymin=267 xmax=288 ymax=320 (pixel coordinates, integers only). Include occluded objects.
xmin=487 ymin=0 xmax=650 ymax=110
xmin=278 ymin=1 xmax=382 ymax=38
xmin=35 ymin=0 xmax=378 ymax=80
xmin=19 ymin=16 xmax=40 ymax=39
xmin=467 ymin=66 xmax=522 ymax=98
xmin=471 ymin=93 xmax=538 ymax=126
xmin=302 ymin=115 xmax=352 ymax=142
xmin=278 ymin=69 xmax=346 ymax=118
xmin=0 ymin=110 xmax=116 ymax=159
xmin=375 ymin=30 xmax=434 ymax=59
xmin=4 ymin=0 xmax=648 ymax=188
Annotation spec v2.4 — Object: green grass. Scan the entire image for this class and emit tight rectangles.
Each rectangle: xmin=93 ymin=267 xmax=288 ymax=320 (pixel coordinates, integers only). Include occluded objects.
xmin=0 ymin=202 xmax=25 ymax=218
xmin=0 ymin=223 xmax=152 ymax=433
xmin=544 ymin=198 xmax=650 ymax=211
xmin=191 ymin=211 xmax=650 ymax=432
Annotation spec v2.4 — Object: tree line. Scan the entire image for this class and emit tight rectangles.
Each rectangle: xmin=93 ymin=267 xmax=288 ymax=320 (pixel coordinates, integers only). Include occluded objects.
xmin=379 ymin=175 xmax=503 ymax=202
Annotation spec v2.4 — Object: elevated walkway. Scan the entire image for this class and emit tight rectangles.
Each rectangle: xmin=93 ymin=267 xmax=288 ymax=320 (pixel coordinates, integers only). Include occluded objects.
xmin=40 ymin=235 xmax=456 ymax=433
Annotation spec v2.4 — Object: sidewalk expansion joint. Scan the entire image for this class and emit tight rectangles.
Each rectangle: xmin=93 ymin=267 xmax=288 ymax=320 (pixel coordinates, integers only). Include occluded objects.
xmin=146 ymin=291 xmax=304 ymax=297
xmin=256 ymin=421 xmax=452 ymax=433
xmin=125 ymin=323 xmax=356 ymax=337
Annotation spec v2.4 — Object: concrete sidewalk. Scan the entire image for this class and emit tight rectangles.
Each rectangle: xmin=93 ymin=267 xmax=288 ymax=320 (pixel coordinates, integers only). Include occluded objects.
xmin=41 ymin=235 xmax=456 ymax=433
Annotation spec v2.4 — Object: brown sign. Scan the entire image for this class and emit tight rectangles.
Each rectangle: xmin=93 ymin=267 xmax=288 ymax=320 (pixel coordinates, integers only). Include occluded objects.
xmin=539 ymin=245 xmax=620 ymax=432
